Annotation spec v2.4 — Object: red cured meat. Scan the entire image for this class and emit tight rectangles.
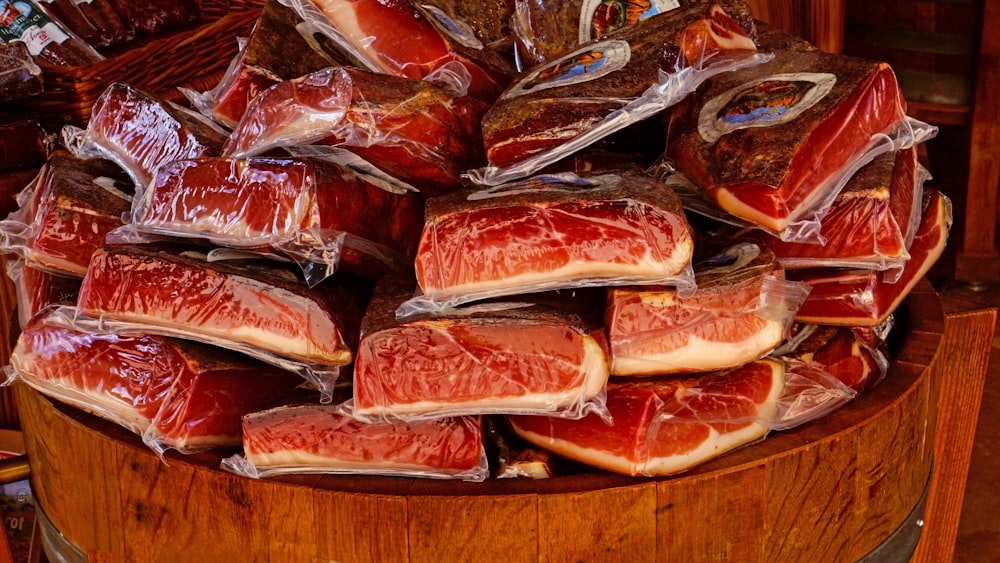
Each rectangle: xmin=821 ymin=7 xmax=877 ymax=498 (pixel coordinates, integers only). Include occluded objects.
xmin=133 ymin=156 xmax=424 ymax=276
xmin=761 ymin=146 xmax=922 ymax=271
xmin=223 ymin=67 xmax=489 ymax=197
xmin=20 ymin=151 xmax=133 ymax=277
xmin=788 ymin=189 xmax=951 ymax=326
xmin=606 ymin=242 xmax=806 ymax=376
xmin=232 ymin=402 xmax=488 ymax=480
xmin=86 ymin=82 xmax=227 ymax=187
xmin=483 ymin=2 xmax=757 ymax=170
xmin=780 ymin=324 xmax=886 ymax=392
xmin=413 ymin=169 xmax=694 ymax=304
xmin=508 ymin=358 xmax=785 ymax=476
xmin=305 ymin=0 xmax=511 ymax=101
xmin=667 ymin=49 xmax=909 ymax=234
xmin=76 ymin=245 xmax=362 ymax=366
xmin=10 ymin=309 xmax=302 ymax=453
xmin=511 ymin=0 xmax=757 ymax=67
xmin=6 ymin=259 xmax=81 ymax=329
xmin=353 ymin=276 xmax=610 ymax=420
xmin=207 ymin=48 xmax=280 ymax=130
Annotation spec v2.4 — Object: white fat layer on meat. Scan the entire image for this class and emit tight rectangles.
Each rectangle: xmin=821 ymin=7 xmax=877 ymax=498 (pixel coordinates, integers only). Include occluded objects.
xmin=246 ymin=451 xmax=440 ymax=473
xmin=14 ymin=371 xmax=152 ymax=436
xmin=355 ymin=337 xmax=610 ymax=419
xmin=94 ymin=311 xmax=349 ymax=365
xmin=510 ymin=360 xmax=785 ymax=477
xmin=427 ymin=241 xmax=694 ymax=299
xmin=610 ymin=319 xmax=785 ymax=376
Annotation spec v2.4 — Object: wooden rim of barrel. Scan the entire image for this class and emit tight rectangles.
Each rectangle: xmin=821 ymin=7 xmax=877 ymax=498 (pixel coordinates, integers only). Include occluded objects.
xmin=13 ymin=280 xmax=943 ymax=562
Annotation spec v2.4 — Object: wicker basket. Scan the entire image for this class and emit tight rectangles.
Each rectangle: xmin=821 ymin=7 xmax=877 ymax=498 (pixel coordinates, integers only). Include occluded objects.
xmin=13 ymin=0 xmax=264 ymax=130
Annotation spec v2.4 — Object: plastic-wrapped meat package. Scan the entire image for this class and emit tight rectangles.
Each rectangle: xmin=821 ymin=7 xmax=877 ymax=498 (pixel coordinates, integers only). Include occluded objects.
xmin=75 ymin=244 xmax=363 ymax=387
xmin=511 ymin=0 xmax=757 ymax=68
xmin=776 ymin=323 xmax=889 ymax=393
xmin=5 ymin=257 xmax=80 ymax=329
xmin=759 ymin=146 xmax=925 ymax=275
xmin=666 ymin=48 xmax=918 ymax=238
xmin=0 ymin=117 xmax=49 ymax=172
xmin=119 ymin=155 xmax=424 ymax=283
xmin=279 ymin=0 xmax=513 ymax=101
xmin=0 ymin=168 xmax=39 ymax=217
xmin=507 ymin=358 xmax=785 ymax=477
xmin=68 ymin=82 xmax=228 ymax=187
xmin=223 ymin=66 xmax=489 ymax=197
xmin=474 ymin=2 xmax=765 ymax=185
xmin=221 ymin=397 xmax=490 ymax=481
xmin=416 ymin=0 xmax=514 ymax=59
xmin=0 ymin=150 xmax=133 ymax=277
xmin=788 ymin=189 xmax=951 ymax=326
xmin=605 ymin=242 xmax=810 ymax=376
xmin=352 ymin=275 xmax=611 ymax=422
xmin=0 ymin=0 xmax=104 ymax=67
xmin=403 ymin=168 xmax=695 ymax=314
xmin=0 ymin=42 xmax=42 ymax=102
xmin=7 ymin=307 xmax=304 ymax=455
xmin=187 ymin=0 xmax=351 ymax=129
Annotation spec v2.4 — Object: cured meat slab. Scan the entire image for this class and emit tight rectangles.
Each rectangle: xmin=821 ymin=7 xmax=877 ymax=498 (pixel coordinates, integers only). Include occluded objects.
xmin=482 ymin=2 xmax=758 ymax=170
xmin=761 ymin=147 xmax=922 ymax=272
xmin=76 ymin=244 xmax=361 ymax=366
xmin=0 ymin=42 xmax=43 ymax=102
xmin=6 ymin=258 xmax=81 ymax=329
xmin=130 ymin=156 xmax=424 ymax=276
xmin=789 ymin=189 xmax=951 ymax=326
xmin=511 ymin=0 xmax=757 ymax=67
xmin=412 ymin=169 xmax=695 ymax=306
xmin=16 ymin=151 xmax=133 ymax=277
xmin=508 ymin=358 xmax=785 ymax=476
xmin=226 ymin=401 xmax=489 ymax=480
xmin=606 ymin=242 xmax=807 ymax=376
xmin=82 ymin=82 xmax=228 ymax=187
xmin=223 ymin=66 xmax=489 ymax=196
xmin=295 ymin=0 xmax=511 ymax=101
xmin=666 ymin=49 xmax=909 ymax=234
xmin=10 ymin=309 xmax=303 ymax=453
xmin=779 ymin=324 xmax=887 ymax=392
xmin=353 ymin=276 xmax=610 ymax=420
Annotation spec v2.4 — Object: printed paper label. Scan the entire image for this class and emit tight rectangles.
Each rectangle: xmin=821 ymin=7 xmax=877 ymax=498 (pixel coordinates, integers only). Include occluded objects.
xmin=698 ymin=72 xmax=838 ymax=143
xmin=504 ymin=39 xmax=630 ymax=98
xmin=579 ymin=0 xmax=680 ymax=43
xmin=0 ymin=0 xmax=68 ymax=55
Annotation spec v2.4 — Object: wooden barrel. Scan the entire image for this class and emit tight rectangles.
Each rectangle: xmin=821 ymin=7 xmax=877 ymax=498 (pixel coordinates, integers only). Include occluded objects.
xmin=14 ymin=283 xmax=943 ymax=562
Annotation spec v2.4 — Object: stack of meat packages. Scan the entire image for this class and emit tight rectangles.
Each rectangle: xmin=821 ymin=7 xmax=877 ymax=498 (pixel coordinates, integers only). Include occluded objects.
xmin=1 ymin=0 xmax=949 ymax=481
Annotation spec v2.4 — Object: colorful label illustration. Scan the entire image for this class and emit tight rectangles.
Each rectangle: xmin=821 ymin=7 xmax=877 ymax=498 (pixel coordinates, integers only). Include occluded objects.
xmin=579 ymin=0 xmax=680 ymax=43
xmin=505 ymin=39 xmax=630 ymax=98
xmin=697 ymin=72 xmax=838 ymax=143
xmin=0 ymin=0 xmax=69 ymax=55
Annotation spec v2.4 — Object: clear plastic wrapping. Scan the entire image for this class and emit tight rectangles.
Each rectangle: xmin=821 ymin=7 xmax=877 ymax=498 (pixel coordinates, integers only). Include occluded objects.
xmin=507 ymin=358 xmax=785 ymax=477
xmin=222 ymin=65 xmax=490 ymax=197
xmin=773 ymin=322 xmax=891 ymax=393
xmin=789 ymin=189 xmax=952 ymax=326
xmin=665 ymin=43 xmax=938 ymax=242
xmin=0 ymin=41 xmax=42 ymax=101
xmin=111 ymin=153 xmax=423 ymax=286
xmin=4 ymin=256 xmax=81 ymax=329
xmin=6 ymin=306 xmax=303 ymax=457
xmin=351 ymin=275 xmax=611 ymax=423
xmin=62 ymin=82 xmax=229 ymax=188
xmin=606 ymin=242 xmax=811 ymax=376
xmin=769 ymin=360 xmax=857 ymax=431
xmin=0 ymin=150 xmax=133 ymax=277
xmin=72 ymin=245 xmax=363 ymax=396
xmin=276 ymin=0 xmax=512 ymax=101
xmin=400 ymin=169 xmax=696 ymax=316
xmin=221 ymin=400 xmax=490 ymax=481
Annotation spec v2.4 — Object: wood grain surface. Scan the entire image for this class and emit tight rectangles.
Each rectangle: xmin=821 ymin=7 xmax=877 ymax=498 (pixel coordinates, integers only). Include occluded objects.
xmin=12 ymin=282 xmax=948 ymax=562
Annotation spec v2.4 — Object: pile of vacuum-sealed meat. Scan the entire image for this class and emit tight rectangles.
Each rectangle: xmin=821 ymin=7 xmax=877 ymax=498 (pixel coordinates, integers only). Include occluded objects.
xmin=0 ymin=0 xmax=950 ymax=481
